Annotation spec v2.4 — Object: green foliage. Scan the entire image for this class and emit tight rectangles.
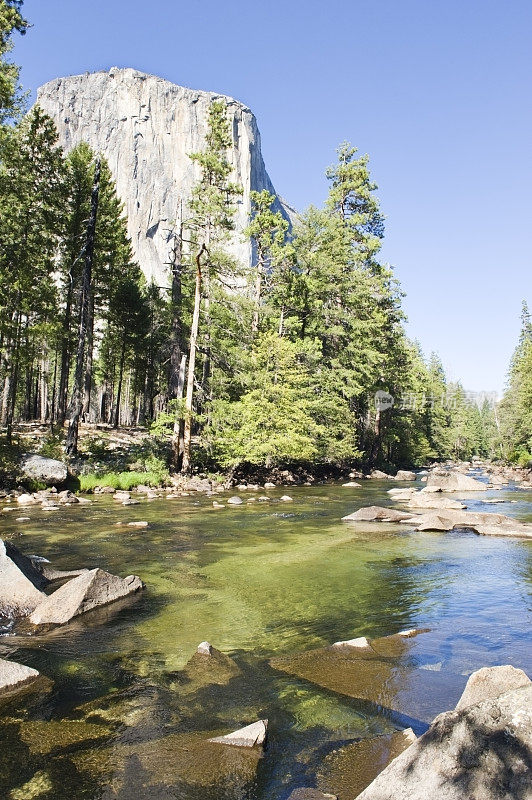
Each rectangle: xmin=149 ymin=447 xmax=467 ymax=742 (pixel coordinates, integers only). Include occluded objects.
xmin=209 ymin=334 xmax=358 ymax=468
xmin=39 ymin=433 xmax=64 ymax=460
xmin=188 ymin=100 xmax=242 ymax=245
xmin=0 ymin=0 xmax=27 ymax=122
xmin=497 ymin=301 xmax=532 ymax=459
xmin=79 ymin=470 xmax=167 ymax=493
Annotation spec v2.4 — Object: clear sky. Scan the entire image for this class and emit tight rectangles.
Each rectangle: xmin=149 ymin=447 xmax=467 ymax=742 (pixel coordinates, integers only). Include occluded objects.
xmin=12 ymin=0 xmax=532 ymax=394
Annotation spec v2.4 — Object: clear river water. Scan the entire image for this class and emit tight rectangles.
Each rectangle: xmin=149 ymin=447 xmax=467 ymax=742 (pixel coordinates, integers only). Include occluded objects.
xmin=0 ymin=478 xmax=531 ymax=799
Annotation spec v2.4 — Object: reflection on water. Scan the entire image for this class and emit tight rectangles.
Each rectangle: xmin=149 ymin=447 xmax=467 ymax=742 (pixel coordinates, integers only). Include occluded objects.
xmin=0 ymin=481 xmax=531 ymax=799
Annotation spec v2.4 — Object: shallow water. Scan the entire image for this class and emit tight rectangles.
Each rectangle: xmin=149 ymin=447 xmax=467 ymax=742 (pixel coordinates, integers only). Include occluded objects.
xmin=0 ymin=480 xmax=531 ymax=799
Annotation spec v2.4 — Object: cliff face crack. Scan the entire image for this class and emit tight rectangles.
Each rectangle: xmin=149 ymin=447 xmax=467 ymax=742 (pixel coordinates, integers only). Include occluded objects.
xmin=36 ymin=67 xmax=295 ymax=287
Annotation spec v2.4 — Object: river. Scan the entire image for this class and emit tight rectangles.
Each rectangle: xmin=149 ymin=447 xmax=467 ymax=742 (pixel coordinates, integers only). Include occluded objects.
xmin=1 ymin=478 xmax=531 ymax=799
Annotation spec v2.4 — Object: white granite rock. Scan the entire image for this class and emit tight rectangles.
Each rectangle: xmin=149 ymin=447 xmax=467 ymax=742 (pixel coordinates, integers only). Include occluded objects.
xmin=37 ymin=68 xmax=294 ymax=287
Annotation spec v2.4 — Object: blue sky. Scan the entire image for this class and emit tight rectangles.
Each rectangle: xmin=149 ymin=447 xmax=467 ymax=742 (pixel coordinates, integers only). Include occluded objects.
xmin=13 ymin=0 xmax=532 ymax=394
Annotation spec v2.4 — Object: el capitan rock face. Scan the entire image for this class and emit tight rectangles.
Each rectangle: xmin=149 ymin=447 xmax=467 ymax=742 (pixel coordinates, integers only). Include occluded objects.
xmin=37 ymin=68 xmax=293 ymax=286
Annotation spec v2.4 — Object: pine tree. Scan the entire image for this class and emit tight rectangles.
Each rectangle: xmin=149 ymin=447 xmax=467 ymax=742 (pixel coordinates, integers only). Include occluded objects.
xmin=498 ymin=301 xmax=532 ymax=462
xmin=179 ymin=100 xmax=242 ymax=473
xmin=0 ymin=0 xmax=27 ymax=122
xmin=245 ymin=189 xmax=289 ymax=335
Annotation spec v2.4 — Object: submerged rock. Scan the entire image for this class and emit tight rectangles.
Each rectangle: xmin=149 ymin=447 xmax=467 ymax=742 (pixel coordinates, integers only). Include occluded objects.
xmin=0 ymin=657 xmax=40 ymax=695
xmin=18 ymin=718 xmax=112 ymax=754
xmin=208 ymin=719 xmax=268 ymax=748
xmin=316 ymin=729 xmax=416 ymax=800
xmin=342 ymin=481 xmax=361 ymax=487
xmin=9 ymin=771 xmax=53 ymax=800
xmin=29 ymin=568 xmax=143 ymax=626
xmin=288 ymin=790 xmax=338 ymax=800
xmin=356 ymin=684 xmax=532 ymax=800
xmin=270 ymin=629 xmax=456 ymax=723
xmin=177 ymin=642 xmax=243 ymax=694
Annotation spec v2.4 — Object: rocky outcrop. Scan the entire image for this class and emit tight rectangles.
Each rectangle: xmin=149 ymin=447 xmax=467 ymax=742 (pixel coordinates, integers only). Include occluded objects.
xmin=29 ymin=568 xmax=143 ymax=626
xmin=355 ymin=683 xmax=532 ymax=800
xmin=455 ymin=665 xmax=531 ymax=710
xmin=0 ymin=658 xmax=40 ymax=695
xmin=0 ymin=540 xmax=46 ymax=617
xmin=19 ymin=454 xmax=68 ymax=486
xmin=37 ymin=68 xmax=293 ymax=286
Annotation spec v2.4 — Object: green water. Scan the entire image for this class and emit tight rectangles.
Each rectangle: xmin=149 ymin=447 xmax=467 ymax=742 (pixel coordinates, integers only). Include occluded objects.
xmin=0 ymin=481 xmax=531 ymax=799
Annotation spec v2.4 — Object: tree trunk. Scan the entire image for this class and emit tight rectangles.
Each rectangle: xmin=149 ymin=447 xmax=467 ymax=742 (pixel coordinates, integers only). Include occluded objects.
xmin=57 ymin=276 xmax=74 ymax=425
xmin=82 ymin=296 xmax=94 ymax=420
xmin=65 ymin=159 xmax=101 ymax=456
xmin=171 ymin=353 xmax=187 ymax=468
xmin=5 ymin=312 xmax=22 ymax=441
xmin=168 ymin=211 xmax=185 ymax=399
xmin=252 ymin=248 xmax=264 ymax=335
xmin=113 ymin=338 xmax=126 ymax=429
xmin=181 ymin=244 xmax=206 ymax=474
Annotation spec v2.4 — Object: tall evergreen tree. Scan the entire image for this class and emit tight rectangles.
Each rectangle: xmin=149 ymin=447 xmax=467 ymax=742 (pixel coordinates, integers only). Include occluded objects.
xmin=179 ymin=100 xmax=242 ymax=473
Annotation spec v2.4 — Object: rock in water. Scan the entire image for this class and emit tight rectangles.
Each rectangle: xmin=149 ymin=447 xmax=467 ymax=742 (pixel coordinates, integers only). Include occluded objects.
xmin=208 ymin=719 xmax=268 ymax=748
xmin=37 ymin=68 xmax=293 ymax=287
xmin=29 ymin=568 xmax=143 ymax=626
xmin=316 ymin=729 xmax=416 ymax=800
xmin=0 ymin=540 xmax=47 ymax=617
xmin=356 ymin=685 xmax=532 ymax=800
xmin=395 ymin=470 xmax=417 ymax=481
xmin=0 ymin=658 xmax=40 ymax=695
xmin=425 ymin=472 xmax=487 ymax=492
xmin=342 ymin=506 xmax=414 ymax=522
xmin=407 ymin=494 xmax=465 ymax=510
xmin=455 ymin=665 xmax=531 ymax=710
xmin=19 ymin=454 xmax=68 ymax=486
xmin=287 ymin=791 xmax=338 ymax=800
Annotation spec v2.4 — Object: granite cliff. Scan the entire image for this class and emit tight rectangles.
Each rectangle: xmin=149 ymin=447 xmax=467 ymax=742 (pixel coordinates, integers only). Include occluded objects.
xmin=37 ymin=67 xmax=292 ymax=285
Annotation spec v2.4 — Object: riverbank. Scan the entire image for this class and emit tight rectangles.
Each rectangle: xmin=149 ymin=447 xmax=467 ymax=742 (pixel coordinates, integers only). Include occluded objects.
xmin=2 ymin=423 xmax=532 ymax=497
